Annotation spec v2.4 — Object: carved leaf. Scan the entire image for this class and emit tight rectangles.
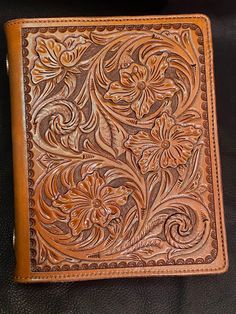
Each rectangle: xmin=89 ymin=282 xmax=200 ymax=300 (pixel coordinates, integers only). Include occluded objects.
xmin=43 ymin=222 xmax=68 ymax=235
xmin=63 ymin=72 xmax=77 ymax=97
xmin=177 ymin=145 xmax=202 ymax=194
xmin=38 ymin=241 xmax=47 ymax=264
xmin=142 ymin=214 xmax=169 ymax=237
xmin=38 ymin=153 xmax=67 ymax=171
xmin=122 ymin=206 xmax=138 ymax=238
xmin=45 ymin=129 xmax=58 ymax=147
xmin=127 ymin=238 xmax=163 ymax=260
xmin=80 ymin=160 xmax=105 ymax=178
xmin=61 ymin=127 xmax=81 ymax=152
xmin=32 ymin=84 xmax=41 ymax=100
xmin=178 ymin=109 xmax=201 ymax=123
xmin=95 ymin=112 xmax=126 ymax=157
xmin=104 ymin=168 xmax=127 ymax=183
xmin=90 ymin=32 xmax=122 ymax=46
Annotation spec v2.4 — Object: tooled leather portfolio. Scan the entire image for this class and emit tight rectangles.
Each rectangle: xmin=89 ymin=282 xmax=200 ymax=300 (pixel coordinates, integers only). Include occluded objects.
xmin=5 ymin=15 xmax=228 ymax=282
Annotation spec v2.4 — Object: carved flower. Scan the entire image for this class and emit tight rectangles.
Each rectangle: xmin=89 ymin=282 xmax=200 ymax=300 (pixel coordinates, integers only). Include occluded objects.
xmin=125 ymin=112 xmax=202 ymax=174
xmin=52 ymin=171 xmax=132 ymax=236
xmin=104 ymin=53 xmax=178 ymax=119
xmin=31 ymin=35 xmax=91 ymax=84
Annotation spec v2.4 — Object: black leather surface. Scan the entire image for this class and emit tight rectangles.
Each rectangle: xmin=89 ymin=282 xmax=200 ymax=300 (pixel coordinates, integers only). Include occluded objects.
xmin=0 ymin=1 xmax=235 ymax=313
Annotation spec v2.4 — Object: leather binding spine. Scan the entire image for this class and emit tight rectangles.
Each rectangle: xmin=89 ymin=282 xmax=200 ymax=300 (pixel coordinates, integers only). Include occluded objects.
xmin=5 ymin=21 xmax=31 ymax=280
xmin=5 ymin=15 xmax=228 ymax=282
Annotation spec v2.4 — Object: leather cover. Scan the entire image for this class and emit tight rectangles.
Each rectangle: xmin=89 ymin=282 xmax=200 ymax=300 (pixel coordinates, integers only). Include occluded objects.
xmin=4 ymin=15 xmax=228 ymax=283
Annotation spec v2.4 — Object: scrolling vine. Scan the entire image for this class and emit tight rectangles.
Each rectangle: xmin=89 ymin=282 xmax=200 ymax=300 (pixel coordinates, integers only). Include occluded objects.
xmin=23 ymin=24 xmax=214 ymax=271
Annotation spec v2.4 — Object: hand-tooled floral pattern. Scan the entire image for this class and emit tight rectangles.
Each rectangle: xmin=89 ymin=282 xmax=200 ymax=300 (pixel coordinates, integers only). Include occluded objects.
xmin=31 ymin=35 xmax=91 ymax=84
xmin=24 ymin=25 xmax=213 ymax=270
xmin=52 ymin=171 xmax=132 ymax=236
xmin=125 ymin=112 xmax=202 ymax=174
xmin=105 ymin=53 xmax=179 ymax=118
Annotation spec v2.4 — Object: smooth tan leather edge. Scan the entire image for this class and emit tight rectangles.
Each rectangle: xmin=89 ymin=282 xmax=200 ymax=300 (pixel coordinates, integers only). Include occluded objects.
xmin=205 ymin=16 xmax=229 ymax=275
xmin=4 ymin=14 xmax=228 ymax=283
xmin=5 ymin=22 xmax=31 ymax=279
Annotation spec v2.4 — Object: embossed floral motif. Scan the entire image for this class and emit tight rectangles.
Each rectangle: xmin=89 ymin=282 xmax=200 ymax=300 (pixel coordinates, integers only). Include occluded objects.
xmin=26 ymin=26 xmax=213 ymax=270
xmin=31 ymin=35 xmax=91 ymax=84
xmin=125 ymin=112 xmax=202 ymax=174
xmin=104 ymin=53 xmax=179 ymax=119
xmin=52 ymin=171 xmax=132 ymax=236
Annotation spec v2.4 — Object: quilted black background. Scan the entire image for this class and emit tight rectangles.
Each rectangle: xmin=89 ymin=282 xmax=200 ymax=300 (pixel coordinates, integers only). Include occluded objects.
xmin=0 ymin=1 xmax=236 ymax=313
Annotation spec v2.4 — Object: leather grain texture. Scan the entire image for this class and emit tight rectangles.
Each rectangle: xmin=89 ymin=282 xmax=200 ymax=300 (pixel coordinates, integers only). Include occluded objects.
xmin=0 ymin=0 xmax=236 ymax=312
xmin=4 ymin=14 xmax=228 ymax=282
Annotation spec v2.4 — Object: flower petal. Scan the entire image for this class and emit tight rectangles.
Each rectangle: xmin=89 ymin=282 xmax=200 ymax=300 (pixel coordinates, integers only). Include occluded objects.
xmin=150 ymin=78 xmax=179 ymax=101
xmin=102 ymin=186 xmax=132 ymax=206
xmin=125 ymin=131 xmax=162 ymax=174
xmin=104 ymin=81 xmax=137 ymax=103
xmin=151 ymin=112 xmax=175 ymax=142
xmin=53 ymin=171 xmax=106 ymax=213
xmin=146 ymin=53 xmax=169 ymax=82
xmin=59 ymin=41 xmax=91 ymax=68
xmin=76 ymin=171 xmax=105 ymax=199
xmin=120 ymin=63 xmax=148 ymax=86
xmin=131 ymin=88 xmax=155 ymax=119
xmin=160 ymin=125 xmax=202 ymax=168
xmin=52 ymin=188 xmax=91 ymax=213
xmin=35 ymin=36 xmax=64 ymax=68
xmin=169 ymin=124 xmax=202 ymax=144
xmin=139 ymin=146 xmax=162 ymax=174
xmin=69 ymin=208 xmax=93 ymax=236
xmin=160 ymin=144 xmax=192 ymax=168
xmin=31 ymin=59 xmax=63 ymax=84
xmin=125 ymin=131 xmax=157 ymax=157
xmin=64 ymin=36 xmax=87 ymax=49
xmin=146 ymin=53 xmax=179 ymax=100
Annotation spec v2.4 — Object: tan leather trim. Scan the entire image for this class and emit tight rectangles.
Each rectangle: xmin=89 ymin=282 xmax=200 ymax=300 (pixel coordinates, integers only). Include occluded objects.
xmin=4 ymin=22 xmax=31 ymax=278
xmin=204 ymin=18 xmax=228 ymax=274
xmin=4 ymin=14 xmax=212 ymax=27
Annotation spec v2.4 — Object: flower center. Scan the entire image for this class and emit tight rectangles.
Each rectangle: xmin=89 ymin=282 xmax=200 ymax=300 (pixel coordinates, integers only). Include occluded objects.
xmin=92 ymin=199 xmax=102 ymax=208
xmin=137 ymin=81 xmax=146 ymax=90
xmin=161 ymin=140 xmax=170 ymax=149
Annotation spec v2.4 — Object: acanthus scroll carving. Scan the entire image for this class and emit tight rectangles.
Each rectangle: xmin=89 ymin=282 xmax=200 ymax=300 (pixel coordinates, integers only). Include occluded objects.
xmin=23 ymin=24 xmax=214 ymax=271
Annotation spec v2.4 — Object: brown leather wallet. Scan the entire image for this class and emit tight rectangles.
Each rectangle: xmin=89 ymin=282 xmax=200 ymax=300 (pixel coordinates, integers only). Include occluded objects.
xmin=5 ymin=15 xmax=228 ymax=282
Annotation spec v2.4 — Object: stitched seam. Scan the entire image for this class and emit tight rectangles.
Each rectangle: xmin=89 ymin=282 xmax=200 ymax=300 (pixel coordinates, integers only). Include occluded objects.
xmin=6 ymin=15 xmax=208 ymax=27
xmin=14 ymin=265 xmax=224 ymax=281
xmin=207 ymin=24 xmax=227 ymax=268
xmin=18 ymin=16 xmax=227 ymax=280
